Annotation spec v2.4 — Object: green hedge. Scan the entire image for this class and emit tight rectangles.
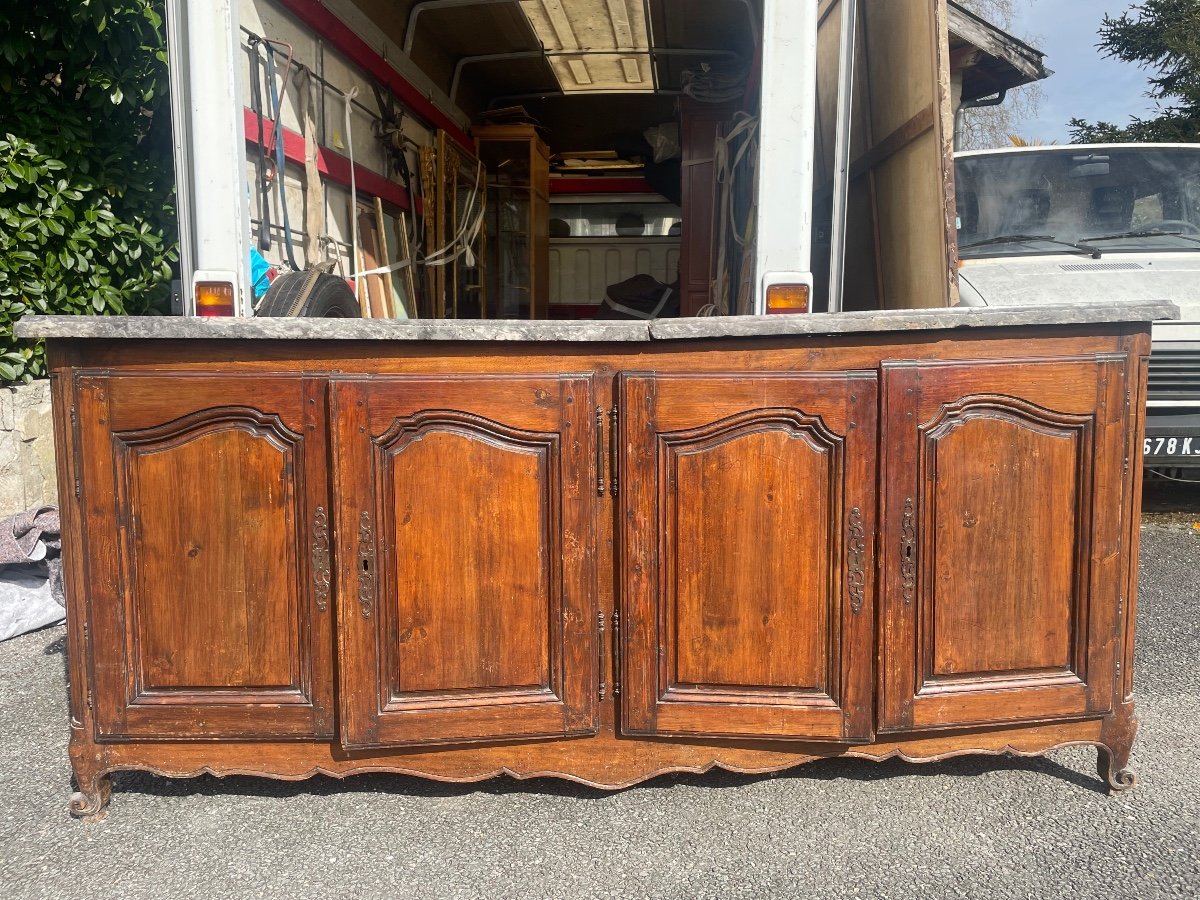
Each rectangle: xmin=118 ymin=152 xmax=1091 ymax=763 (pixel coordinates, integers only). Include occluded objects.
xmin=0 ymin=3 xmax=178 ymax=383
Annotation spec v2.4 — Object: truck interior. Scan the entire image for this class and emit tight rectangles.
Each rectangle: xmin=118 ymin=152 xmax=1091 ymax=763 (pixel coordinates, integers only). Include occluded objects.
xmin=236 ymin=0 xmax=1048 ymax=320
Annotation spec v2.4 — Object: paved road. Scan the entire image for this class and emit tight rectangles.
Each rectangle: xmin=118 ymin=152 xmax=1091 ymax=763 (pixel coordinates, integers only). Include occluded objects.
xmin=1 ymin=515 xmax=1197 ymax=900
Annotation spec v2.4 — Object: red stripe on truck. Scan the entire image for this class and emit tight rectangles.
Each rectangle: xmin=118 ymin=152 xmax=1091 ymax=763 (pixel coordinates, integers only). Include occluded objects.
xmin=272 ymin=0 xmax=473 ymax=152
xmin=244 ymin=107 xmax=418 ymax=213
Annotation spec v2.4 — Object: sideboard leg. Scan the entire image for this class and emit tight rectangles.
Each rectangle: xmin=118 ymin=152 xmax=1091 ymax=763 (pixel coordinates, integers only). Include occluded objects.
xmin=69 ymin=771 xmax=112 ymax=822
xmin=1097 ymin=705 xmax=1138 ymax=793
xmin=1097 ymin=746 xmax=1137 ymax=793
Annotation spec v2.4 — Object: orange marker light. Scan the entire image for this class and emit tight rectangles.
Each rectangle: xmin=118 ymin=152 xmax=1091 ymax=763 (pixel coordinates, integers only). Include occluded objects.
xmin=766 ymin=283 xmax=810 ymax=314
xmin=195 ymin=281 xmax=236 ymax=317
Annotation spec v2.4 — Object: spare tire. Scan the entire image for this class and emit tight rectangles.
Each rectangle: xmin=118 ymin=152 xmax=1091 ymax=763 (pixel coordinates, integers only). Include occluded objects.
xmin=257 ymin=270 xmax=361 ymax=317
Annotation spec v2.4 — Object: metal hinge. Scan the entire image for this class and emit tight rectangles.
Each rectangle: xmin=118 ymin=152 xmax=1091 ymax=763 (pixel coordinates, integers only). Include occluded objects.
xmin=1124 ymin=390 xmax=1132 ymax=476
xmin=70 ymin=405 xmax=82 ymax=499
xmin=611 ymin=610 xmax=622 ymax=697
xmin=595 ymin=408 xmax=605 ymax=497
xmin=608 ymin=406 xmax=619 ymax=496
xmin=86 ymin=688 xmax=94 ymax=711
xmin=597 ymin=611 xmax=606 ymax=700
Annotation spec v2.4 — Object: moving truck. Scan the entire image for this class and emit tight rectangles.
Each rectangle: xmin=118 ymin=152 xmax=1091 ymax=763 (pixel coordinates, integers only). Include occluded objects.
xmin=165 ymin=0 xmax=986 ymax=321
xmin=955 ymin=144 xmax=1200 ymax=472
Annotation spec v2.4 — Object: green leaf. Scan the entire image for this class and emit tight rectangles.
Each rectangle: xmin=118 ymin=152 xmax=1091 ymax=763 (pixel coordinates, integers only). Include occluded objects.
xmin=0 ymin=0 xmax=178 ymax=384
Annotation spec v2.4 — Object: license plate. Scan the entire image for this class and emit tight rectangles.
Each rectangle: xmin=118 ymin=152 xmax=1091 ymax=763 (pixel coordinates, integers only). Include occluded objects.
xmin=1144 ymin=435 xmax=1200 ymax=458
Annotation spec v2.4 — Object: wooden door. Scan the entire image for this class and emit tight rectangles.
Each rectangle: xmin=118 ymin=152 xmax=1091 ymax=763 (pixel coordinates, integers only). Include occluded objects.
xmin=331 ymin=376 xmax=598 ymax=748
xmin=74 ymin=374 xmax=332 ymax=738
xmin=618 ymin=373 xmax=878 ymax=741
xmin=879 ymin=357 xmax=1129 ymax=731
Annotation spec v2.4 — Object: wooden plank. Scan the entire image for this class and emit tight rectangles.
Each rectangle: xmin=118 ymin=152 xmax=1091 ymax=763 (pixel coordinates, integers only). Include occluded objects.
xmin=355 ymin=203 xmax=389 ymax=319
xmin=373 ymin=198 xmax=400 ymax=319
xmin=395 ymin=211 xmax=419 ymax=319
xmin=947 ymin=4 xmax=1046 ymax=82
xmin=846 ymin=0 xmax=958 ymax=310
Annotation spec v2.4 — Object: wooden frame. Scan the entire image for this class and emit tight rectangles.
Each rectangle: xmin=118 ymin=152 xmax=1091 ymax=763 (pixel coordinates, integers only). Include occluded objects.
xmin=423 ymin=131 xmax=487 ymax=320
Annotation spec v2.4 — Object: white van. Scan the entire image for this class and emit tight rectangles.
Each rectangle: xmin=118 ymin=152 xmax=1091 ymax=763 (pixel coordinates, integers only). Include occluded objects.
xmin=954 ymin=144 xmax=1200 ymax=471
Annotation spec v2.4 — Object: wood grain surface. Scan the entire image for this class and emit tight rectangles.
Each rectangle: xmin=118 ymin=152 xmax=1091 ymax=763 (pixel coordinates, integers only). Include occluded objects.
xmin=48 ymin=324 xmax=1150 ymax=816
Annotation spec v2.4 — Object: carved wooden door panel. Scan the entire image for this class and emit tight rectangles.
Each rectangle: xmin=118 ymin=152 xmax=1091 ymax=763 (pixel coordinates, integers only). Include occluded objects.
xmin=331 ymin=376 xmax=598 ymax=749
xmin=75 ymin=374 xmax=333 ymax=738
xmin=879 ymin=357 xmax=1129 ymax=732
xmin=617 ymin=373 xmax=878 ymax=741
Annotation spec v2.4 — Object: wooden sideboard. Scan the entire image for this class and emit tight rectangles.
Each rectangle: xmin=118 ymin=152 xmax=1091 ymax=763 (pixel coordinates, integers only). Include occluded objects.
xmin=19 ymin=303 xmax=1170 ymax=820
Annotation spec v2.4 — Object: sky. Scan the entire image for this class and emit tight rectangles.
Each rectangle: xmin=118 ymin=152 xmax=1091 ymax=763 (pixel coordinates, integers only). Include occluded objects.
xmin=1009 ymin=0 xmax=1160 ymax=143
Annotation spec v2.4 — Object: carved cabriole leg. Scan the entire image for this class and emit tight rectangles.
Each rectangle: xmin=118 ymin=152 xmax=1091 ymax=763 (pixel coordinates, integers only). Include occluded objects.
xmin=68 ymin=733 xmax=112 ymax=822
xmin=1097 ymin=703 xmax=1138 ymax=793
xmin=69 ymin=771 xmax=112 ymax=822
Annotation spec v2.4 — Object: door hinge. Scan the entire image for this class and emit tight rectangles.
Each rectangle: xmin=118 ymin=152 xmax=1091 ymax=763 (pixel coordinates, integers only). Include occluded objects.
xmin=611 ymin=610 xmax=622 ymax=697
xmin=70 ymin=405 xmax=82 ymax=499
xmin=86 ymin=688 xmax=94 ymax=711
xmin=597 ymin=611 xmax=607 ymax=700
xmin=595 ymin=407 xmax=605 ymax=497
xmin=608 ymin=406 xmax=619 ymax=496
xmin=1124 ymin=390 xmax=1132 ymax=475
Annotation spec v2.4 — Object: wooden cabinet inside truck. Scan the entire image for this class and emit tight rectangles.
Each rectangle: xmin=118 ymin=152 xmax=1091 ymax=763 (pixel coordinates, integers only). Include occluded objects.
xmin=19 ymin=300 xmax=1170 ymax=819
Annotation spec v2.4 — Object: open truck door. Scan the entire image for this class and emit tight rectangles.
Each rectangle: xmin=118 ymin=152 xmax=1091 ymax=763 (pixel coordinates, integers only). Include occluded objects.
xmin=815 ymin=0 xmax=960 ymax=311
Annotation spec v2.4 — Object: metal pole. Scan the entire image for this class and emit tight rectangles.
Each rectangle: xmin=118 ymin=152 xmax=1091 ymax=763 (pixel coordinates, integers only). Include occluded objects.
xmin=827 ymin=0 xmax=858 ymax=314
xmin=164 ymin=0 xmax=196 ymax=311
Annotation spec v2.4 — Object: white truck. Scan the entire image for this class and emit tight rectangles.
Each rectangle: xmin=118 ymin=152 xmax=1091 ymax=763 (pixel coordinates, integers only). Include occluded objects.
xmin=162 ymin=0 xmax=1032 ymax=324
xmin=955 ymin=144 xmax=1200 ymax=472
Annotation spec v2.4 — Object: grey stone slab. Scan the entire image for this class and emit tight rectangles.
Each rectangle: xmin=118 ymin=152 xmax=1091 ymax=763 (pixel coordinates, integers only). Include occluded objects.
xmin=13 ymin=316 xmax=651 ymax=342
xmin=649 ymin=301 xmax=1180 ymax=340
xmin=13 ymin=300 xmax=1178 ymax=343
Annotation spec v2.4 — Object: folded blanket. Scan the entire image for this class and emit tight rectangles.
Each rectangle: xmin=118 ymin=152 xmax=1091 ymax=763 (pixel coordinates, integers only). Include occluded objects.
xmin=0 ymin=505 xmax=64 ymax=641
xmin=0 ymin=505 xmax=60 ymax=564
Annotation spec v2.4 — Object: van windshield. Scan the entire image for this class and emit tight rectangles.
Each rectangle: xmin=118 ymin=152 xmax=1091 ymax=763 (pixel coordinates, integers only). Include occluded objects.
xmin=955 ymin=148 xmax=1200 ymax=257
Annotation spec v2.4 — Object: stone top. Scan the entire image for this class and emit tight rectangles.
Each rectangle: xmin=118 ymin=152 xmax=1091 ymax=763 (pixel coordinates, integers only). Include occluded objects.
xmin=14 ymin=301 xmax=1178 ymax=343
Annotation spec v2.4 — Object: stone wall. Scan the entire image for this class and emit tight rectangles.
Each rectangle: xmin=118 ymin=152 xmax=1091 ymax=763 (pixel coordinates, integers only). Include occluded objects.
xmin=0 ymin=381 xmax=58 ymax=514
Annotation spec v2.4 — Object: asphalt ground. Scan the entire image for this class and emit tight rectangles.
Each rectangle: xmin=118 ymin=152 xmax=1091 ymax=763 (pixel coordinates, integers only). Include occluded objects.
xmin=2 ymin=492 xmax=1198 ymax=899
